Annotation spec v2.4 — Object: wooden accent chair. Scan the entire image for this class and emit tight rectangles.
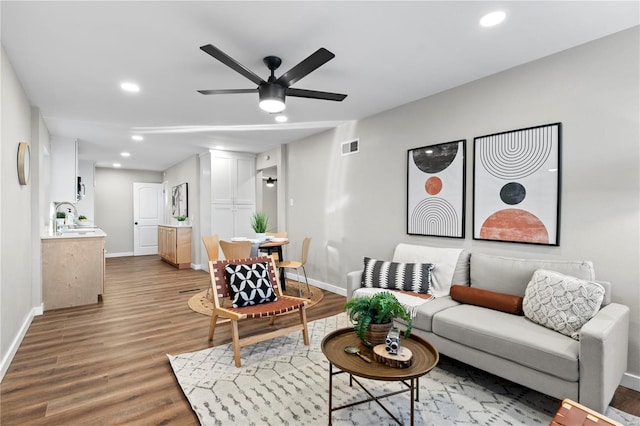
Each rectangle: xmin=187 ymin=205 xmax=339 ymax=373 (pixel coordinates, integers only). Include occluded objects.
xmin=207 ymin=255 xmax=310 ymax=367
xmin=277 ymin=237 xmax=312 ymax=297
xmin=219 ymin=240 xmax=252 ymax=260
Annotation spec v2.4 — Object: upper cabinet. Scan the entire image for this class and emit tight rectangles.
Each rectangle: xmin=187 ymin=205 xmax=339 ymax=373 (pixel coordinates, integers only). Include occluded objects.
xmin=50 ymin=138 xmax=78 ymax=203
xmin=210 ymin=151 xmax=256 ymax=204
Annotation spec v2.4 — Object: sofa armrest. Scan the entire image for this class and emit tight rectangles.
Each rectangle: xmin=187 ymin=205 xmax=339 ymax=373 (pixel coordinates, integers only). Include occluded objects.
xmin=578 ymin=302 xmax=630 ymax=413
xmin=346 ymin=270 xmax=363 ymax=301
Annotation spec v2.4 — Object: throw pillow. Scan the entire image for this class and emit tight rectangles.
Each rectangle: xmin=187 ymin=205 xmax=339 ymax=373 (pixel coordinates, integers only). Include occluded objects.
xmin=225 ymin=262 xmax=277 ymax=308
xmin=361 ymin=257 xmax=434 ymax=294
xmin=522 ymin=269 xmax=605 ymax=340
xmin=450 ymin=285 xmax=524 ymax=315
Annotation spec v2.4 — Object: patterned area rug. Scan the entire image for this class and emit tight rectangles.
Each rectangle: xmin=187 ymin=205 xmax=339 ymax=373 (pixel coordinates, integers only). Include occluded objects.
xmin=187 ymin=280 xmax=324 ymax=316
xmin=168 ymin=313 xmax=638 ymax=426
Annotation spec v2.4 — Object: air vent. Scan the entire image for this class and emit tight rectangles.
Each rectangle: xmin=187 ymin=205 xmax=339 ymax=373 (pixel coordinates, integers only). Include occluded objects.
xmin=341 ymin=139 xmax=359 ymax=156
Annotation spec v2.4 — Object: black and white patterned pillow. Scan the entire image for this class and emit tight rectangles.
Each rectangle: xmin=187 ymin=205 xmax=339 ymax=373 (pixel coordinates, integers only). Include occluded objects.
xmin=225 ymin=262 xmax=277 ymax=308
xmin=361 ymin=257 xmax=435 ymax=294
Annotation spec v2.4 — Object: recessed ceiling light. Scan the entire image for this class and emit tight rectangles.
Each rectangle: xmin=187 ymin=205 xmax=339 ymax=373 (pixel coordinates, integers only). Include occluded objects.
xmin=120 ymin=82 xmax=140 ymax=93
xmin=131 ymin=135 xmax=144 ymax=141
xmin=479 ymin=11 xmax=506 ymax=27
xmin=121 ymin=152 xmax=131 ymax=157
xmin=113 ymin=163 xmax=121 ymax=168
xmin=275 ymin=115 xmax=288 ymax=123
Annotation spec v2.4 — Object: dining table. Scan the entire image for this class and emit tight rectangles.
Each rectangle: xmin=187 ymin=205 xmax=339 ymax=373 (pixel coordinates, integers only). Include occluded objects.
xmin=250 ymin=239 xmax=290 ymax=290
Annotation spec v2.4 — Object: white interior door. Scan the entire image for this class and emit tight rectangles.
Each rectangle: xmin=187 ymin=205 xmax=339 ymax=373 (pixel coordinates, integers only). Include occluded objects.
xmin=133 ymin=182 xmax=164 ymax=255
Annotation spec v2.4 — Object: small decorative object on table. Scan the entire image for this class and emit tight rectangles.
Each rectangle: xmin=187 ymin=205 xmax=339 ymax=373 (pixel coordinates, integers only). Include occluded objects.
xmin=250 ymin=212 xmax=269 ymax=241
xmin=372 ymin=326 xmax=414 ymax=368
xmin=344 ymin=291 xmax=412 ymax=347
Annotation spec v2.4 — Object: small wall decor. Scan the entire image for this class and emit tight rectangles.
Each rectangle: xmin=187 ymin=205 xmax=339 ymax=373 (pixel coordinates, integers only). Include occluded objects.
xmin=171 ymin=182 xmax=188 ymax=218
xmin=407 ymin=139 xmax=466 ymax=238
xmin=17 ymin=142 xmax=30 ymax=185
xmin=473 ymin=123 xmax=561 ymax=245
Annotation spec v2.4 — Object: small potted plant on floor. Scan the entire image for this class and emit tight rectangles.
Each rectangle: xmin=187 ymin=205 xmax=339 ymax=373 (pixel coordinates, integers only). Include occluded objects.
xmin=344 ymin=291 xmax=412 ymax=347
xmin=250 ymin=212 xmax=269 ymax=241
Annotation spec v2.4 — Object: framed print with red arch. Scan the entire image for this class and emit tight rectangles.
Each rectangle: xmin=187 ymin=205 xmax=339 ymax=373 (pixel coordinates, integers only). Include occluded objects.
xmin=473 ymin=123 xmax=561 ymax=246
xmin=407 ymin=140 xmax=466 ymax=238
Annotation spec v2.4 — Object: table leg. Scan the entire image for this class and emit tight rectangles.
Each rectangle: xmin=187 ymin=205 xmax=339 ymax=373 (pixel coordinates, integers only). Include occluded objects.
xmin=328 ymin=363 xmax=333 ymax=425
xmin=276 ymin=246 xmax=286 ymax=290
xmin=410 ymin=378 xmax=415 ymax=426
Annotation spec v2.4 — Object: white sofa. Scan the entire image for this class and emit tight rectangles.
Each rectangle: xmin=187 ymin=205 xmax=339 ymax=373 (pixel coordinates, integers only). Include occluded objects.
xmin=346 ymin=243 xmax=630 ymax=413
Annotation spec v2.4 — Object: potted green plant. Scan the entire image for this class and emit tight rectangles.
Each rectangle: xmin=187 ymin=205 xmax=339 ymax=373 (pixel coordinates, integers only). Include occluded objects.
xmin=250 ymin=212 xmax=269 ymax=241
xmin=176 ymin=215 xmax=187 ymax=225
xmin=344 ymin=291 xmax=412 ymax=347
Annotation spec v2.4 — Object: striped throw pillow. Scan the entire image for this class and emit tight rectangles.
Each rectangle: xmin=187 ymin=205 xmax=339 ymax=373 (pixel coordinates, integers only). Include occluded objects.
xmin=361 ymin=257 xmax=434 ymax=294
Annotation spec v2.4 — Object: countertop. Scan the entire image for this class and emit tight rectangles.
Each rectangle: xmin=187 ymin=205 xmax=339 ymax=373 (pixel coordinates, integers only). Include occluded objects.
xmin=41 ymin=227 xmax=107 ymax=240
xmin=159 ymin=224 xmax=192 ymax=228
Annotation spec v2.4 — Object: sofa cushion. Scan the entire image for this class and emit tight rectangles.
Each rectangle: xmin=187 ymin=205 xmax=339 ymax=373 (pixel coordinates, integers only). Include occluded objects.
xmin=450 ymin=285 xmax=523 ymax=315
xmin=523 ymin=270 xmax=605 ymax=340
xmin=433 ymin=304 xmax=579 ymax=381
xmin=362 ymin=257 xmax=434 ymax=294
xmin=392 ymin=244 xmax=470 ymax=297
xmin=470 ymin=253 xmax=595 ymax=298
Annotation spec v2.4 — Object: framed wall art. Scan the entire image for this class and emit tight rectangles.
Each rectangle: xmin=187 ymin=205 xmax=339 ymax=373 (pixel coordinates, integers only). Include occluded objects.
xmin=407 ymin=139 xmax=466 ymax=238
xmin=171 ymin=182 xmax=188 ymax=218
xmin=473 ymin=122 xmax=561 ymax=245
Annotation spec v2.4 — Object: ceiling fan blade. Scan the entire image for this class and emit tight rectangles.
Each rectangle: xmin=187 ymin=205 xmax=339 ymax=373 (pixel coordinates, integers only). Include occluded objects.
xmin=275 ymin=48 xmax=335 ymax=87
xmin=200 ymin=44 xmax=265 ymax=86
xmin=286 ymin=88 xmax=347 ymax=101
xmin=198 ymin=88 xmax=258 ymax=95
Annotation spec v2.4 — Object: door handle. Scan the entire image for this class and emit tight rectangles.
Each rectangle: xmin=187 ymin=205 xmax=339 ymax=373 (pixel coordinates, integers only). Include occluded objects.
xmin=134 ymin=222 xmax=138 ymax=225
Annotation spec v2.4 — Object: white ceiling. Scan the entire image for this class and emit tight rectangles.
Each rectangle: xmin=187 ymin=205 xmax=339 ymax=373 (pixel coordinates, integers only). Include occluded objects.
xmin=2 ymin=1 xmax=638 ymax=171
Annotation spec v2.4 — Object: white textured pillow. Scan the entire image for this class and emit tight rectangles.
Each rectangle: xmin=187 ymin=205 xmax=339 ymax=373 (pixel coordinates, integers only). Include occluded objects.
xmin=523 ymin=269 xmax=605 ymax=340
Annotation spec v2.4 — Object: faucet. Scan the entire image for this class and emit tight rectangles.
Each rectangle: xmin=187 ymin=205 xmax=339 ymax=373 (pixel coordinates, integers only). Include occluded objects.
xmin=54 ymin=201 xmax=78 ymax=228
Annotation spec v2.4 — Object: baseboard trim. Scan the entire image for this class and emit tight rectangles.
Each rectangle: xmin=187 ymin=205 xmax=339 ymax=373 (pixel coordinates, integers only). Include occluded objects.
xmin=284 ymin=272 xmax=346 ymax=297
xmin=105 ymin=251 xmax=134 ymax=258
xmin=0 ymin=306 xmax=39 ymax=382
xmin=621 ymin=372 xmax=640 ymax=392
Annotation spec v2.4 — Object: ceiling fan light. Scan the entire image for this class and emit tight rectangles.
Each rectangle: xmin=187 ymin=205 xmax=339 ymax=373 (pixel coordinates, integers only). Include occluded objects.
xmin=259 ymin=99 xmax=286 ymax=113
xmin=259 ymin=84 xmax=286 ymax=113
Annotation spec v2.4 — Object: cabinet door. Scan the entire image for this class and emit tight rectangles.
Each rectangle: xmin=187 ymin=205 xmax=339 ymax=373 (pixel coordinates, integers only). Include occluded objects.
xmin=234 ymin=204 xmax=255 ymax=237
xmin=166 ymin=227 xmax=177 ymax=263
xmin=50 ymin=139 xmax=78 ymax=202
xmin=235 ymin=156 xmax=256 ymax=204
xmin=211 ymin=154 xmax=234 ymax=204
xmin=212 ymin=204 xmax=236 ymax=241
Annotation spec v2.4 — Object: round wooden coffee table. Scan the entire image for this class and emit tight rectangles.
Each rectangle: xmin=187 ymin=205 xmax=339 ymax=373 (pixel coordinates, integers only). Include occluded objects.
xmin=321 ymin=327 xmax=439 ymax=425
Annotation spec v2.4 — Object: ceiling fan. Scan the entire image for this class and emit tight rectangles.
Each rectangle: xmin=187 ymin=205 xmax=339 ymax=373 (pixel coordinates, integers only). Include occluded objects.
xmin=198 ymin=44 xmax=347 ymax=113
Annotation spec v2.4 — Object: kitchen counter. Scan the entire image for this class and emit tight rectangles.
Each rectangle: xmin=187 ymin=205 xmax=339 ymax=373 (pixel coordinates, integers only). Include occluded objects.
xmin=41 ymin=227 xmax=106 ymax=310
xmin=41 ymin=227 xmax=107 ymax=239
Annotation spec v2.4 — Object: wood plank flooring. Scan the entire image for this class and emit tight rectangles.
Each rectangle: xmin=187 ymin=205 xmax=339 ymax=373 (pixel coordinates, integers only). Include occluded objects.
xmin=1 ymin=255 xmax=638 ymax=424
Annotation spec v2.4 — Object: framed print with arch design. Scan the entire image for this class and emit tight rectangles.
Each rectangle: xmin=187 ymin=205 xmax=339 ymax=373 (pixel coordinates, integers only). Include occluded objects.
xmin=407 ymin=140 xmax=466 ymax=238
xmin=473 ymin=123 xmax=561 ymax=245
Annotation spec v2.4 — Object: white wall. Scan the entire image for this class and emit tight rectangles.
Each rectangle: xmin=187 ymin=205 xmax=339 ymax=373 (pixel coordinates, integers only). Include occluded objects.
xmin=94 ymin=167 xmax=162 ymax=256
xmin=163 ymin=155 xmax=200 ymax=267
xmin=0 ymin=47 xmax=36 ymax=379
xmin=286 ymin=28 xmax=640 ymax=378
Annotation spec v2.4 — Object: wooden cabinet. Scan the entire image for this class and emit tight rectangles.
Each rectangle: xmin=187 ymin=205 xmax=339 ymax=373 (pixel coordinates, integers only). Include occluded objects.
xmin=158 ymin=225 xmax=191 ymax=269
xmin=42 ymin=234 xmax=105 ymax=310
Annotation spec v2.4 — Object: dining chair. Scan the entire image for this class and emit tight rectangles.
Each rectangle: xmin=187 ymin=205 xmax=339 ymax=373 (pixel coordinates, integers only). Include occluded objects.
xmin=207 ymin=255 xmax=309 ymax=367
xmin=202 ymin=235 xmax=220 ymax=298
xmin=277 ymin=237 xmax=311 ymax=298
xmin=219 ymin=240 xmax=252 ymax=260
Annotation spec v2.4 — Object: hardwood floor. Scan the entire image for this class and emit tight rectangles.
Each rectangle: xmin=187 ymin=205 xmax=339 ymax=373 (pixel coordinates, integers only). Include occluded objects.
xmin=1 ymin=255 xmax=638 ymax=424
